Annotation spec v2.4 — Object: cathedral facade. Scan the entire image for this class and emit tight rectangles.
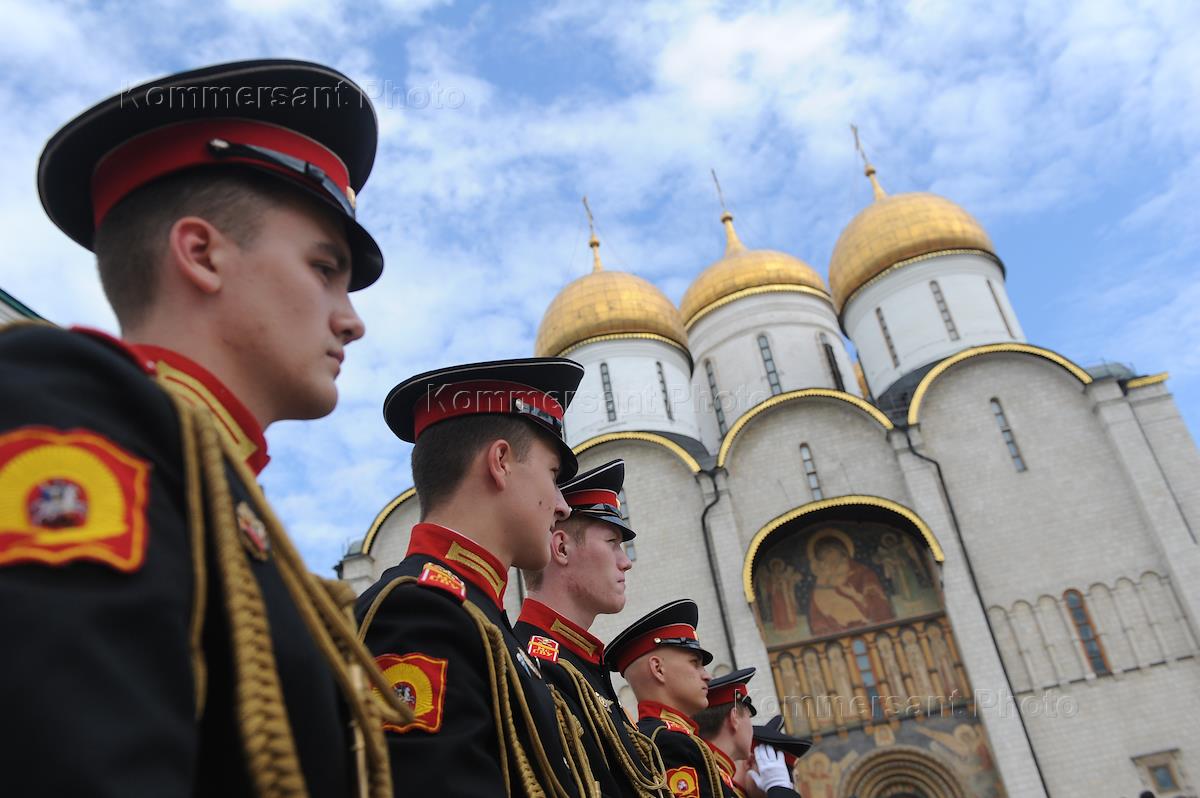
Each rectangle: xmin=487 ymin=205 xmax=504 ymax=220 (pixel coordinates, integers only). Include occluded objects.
xmin=343 ymin=163 xmax=1200 ymax=798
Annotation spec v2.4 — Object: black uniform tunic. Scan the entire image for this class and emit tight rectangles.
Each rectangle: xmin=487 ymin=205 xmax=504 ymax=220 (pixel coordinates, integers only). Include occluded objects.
xmin=0 ymin=324 xmax=354 ymax=796
xmin=515 ymin=598 xmax=665 ymax=798
xmin=637 ymin=702 xmax=735 ymax=798
xmin=356 ymin=522 xmax=590 ymax=797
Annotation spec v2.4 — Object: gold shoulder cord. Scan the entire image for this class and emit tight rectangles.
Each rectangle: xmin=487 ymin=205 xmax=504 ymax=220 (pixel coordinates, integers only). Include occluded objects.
xmin=556 ymin=661 xmax=667 ymax=797
xmin=649 ymin=726 xmax=725 ymax=798
xmin=168 ymin=393 xmax=413 ymax=798
xmin=357 ymin=583 xmax=600 ymax=798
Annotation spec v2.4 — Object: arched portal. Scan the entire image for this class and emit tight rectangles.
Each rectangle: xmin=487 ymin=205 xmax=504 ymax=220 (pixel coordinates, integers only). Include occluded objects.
xmin=744 ymin=498 xmax=1008 ymax=798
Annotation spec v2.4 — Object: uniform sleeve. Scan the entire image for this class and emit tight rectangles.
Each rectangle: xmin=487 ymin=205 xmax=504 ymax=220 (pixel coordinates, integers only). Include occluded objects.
xmin=360 ymin=582 xmax=507 ymax=796
xmin=0 ymin=328 xmax=197 ymax=796
xmin=653 ymin=730 xmax=724 ymax=798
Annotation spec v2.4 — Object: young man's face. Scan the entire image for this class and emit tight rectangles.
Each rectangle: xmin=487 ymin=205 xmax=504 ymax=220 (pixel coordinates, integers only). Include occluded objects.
xmin=220 ymin=196 xmax=365 ymax=423
xmin=732 ymin=704 xmax=754 ymax=760
xmin=562 ymin=518 xmax=633 ymax=616
xmin=660 ymin=647 xmax=711 ymax=717
xmin=505 ymin=434 xmax=571 ymax=571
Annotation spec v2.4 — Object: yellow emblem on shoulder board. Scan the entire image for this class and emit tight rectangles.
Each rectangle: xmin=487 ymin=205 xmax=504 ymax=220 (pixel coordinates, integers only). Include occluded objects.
xmin=0 ymin=427 xmax=150 ymax=572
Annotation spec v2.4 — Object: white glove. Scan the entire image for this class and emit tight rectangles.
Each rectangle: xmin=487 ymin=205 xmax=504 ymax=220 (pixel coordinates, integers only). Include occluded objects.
xmin=749 ymin=745 xmax=792 ymax=791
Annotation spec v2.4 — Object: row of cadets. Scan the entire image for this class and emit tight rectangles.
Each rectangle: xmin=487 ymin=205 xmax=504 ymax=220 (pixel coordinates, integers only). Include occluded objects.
xmin=0 ymin=60 xmax=408 ymax=796
xmin=515 ymin=459 xmax=671 ymax=797
xmin=355 ymin=358 xmax=600 ymax=796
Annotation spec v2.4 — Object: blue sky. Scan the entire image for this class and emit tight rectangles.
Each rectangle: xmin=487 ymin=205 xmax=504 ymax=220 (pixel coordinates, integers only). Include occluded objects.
xmin=3 ymin=0 xmax=1197 ymax=574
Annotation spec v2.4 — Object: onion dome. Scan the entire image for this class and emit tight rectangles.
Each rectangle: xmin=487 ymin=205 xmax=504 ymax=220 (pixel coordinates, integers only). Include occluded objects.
xmin=829 ymin=159 xmax=997 ymax=313
xmin=680 ymin=212 xmax=828 ymax=328
xmin=535 ymin=227 xmax=688 ymax=358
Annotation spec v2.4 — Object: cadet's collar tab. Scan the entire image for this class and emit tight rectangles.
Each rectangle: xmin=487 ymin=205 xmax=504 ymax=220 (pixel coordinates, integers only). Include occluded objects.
xmin=517 ymin=598 xmax=604 ymax=665
xmin=637 ymin=701 xmax=697 ymax=735
xmin=706 ymin=740 xmax=737 ymax=783
xmin=406 ymin=523 xmax=508 ymax=609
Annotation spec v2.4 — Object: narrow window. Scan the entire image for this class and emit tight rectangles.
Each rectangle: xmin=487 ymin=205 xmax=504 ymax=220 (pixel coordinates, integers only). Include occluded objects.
xmin=1064 ymin=590 xmax=1110 ymax=676
xmin=988 ymin=280 xmax=1015 ymax=339
xmin=600 ymin=362 xmax=616 ymax=422
xmin=930 ymin=281 xmax=960 ymax=340
xmin=990 ymin=398 xmax=1026 ymax=472
xmin=656 ymin=361 xmax=674 ymax=421
xmin=799 ymin=443 xmax=822 ymax=500
xmin=758 ymin=334 xmax=782 ymax=396
xmin=705 ymin=359 xmax=728 ymax=436
xmin=819 ymin=333 xmax=846 ymax=392
xmin=851 ymin=639 xmax=884 ymax=720
xmin=618 ymin=487 xmax=636 ymax=560
xmin=876 ymin=308 xmax=899 ymax=367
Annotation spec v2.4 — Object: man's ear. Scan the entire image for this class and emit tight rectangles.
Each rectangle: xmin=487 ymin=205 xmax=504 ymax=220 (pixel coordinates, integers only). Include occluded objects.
xmin=167 ymin=216 xmax=229 ymax=295
xmin=484 ymin=439 xmax=512 ymax=490
xmin=647 ymin=654 xmax=667 ymax=686
xmin=549 ymin=527 xmax=571 ymax=566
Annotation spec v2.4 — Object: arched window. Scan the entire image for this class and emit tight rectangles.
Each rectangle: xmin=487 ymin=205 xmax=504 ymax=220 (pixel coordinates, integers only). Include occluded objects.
xmin=930 ymin=281 xmax=960 ymax=341
xmin=705 ymin=359 xmax=728 ymax=436
xmin=799 ymin=443 xmax=822 ymax=500
xmin=618 ymin=487 xmax=636 ymax=561
xmin=1064 ymin=590 xmax=1110 ymax=676
xmin=655 ymin=361 xmax=674 ymax=421
xmin=990 ymin=398 xmax=1027 ymax=472
xmin=600 ymin=362 xmax=616 ymax=422
xmin=987 ymin=280 xmax=1016 ymax=339
xmin=758 ymin=334 xmax=782 ymax=395
xmin=876 ymin=308 xmax=899 ymax=367
xmin=819 ymin=333 xmax=846 ymax=392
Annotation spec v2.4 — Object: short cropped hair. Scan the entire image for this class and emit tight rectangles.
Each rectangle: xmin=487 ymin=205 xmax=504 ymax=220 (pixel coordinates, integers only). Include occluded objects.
xmin=411 ymin=414 xmax=540 ymax=518
xmin=693 ymin=702 xmax=737 ymax=739
xmin=520 ymin=515 xmax=589 ymax=591
xmin=93 ymin=167 xmax=294 ymax=326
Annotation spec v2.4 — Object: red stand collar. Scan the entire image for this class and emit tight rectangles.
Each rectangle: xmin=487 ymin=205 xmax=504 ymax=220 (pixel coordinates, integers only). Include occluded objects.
xmin=705 ymin=740 xmax=737 ymax=787
xmin=638 ymin=701 xmax=698 ymax=735
xmin=73 ymin=328 xmax=269 ymax=475
xmin=406 ymin=523 xmax=508 ymax=609
xmin=517 ymin=598 xmax=604 ymax=665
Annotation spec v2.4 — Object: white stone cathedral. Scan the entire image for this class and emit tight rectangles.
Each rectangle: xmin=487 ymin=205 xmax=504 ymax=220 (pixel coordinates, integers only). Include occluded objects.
xmin=342 ymin=160 xmax=1200 ymax=798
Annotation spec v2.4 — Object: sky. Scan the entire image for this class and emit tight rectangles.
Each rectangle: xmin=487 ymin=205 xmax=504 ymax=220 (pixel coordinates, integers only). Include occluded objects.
xmin=3 ymin=0 xmax=1198 ymax=574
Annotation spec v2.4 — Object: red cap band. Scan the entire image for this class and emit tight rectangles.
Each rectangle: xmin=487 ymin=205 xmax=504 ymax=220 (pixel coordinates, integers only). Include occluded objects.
xmin=613 ymin=623 xmax=699 ymax=674
xmin=565 ymin=489 xmax=620 ymax=509
xmin=411 ymin=379 xmax=565 ymax=440
xmin=91 ymin=118 xmax=351 ymax=227
xmin=707 ymin=681 xmax=749 ymax=707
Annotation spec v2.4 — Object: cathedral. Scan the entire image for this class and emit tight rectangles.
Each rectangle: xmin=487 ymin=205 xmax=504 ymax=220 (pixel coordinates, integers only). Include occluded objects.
xmin=343 ymin=156 xmax=1200 ymax=798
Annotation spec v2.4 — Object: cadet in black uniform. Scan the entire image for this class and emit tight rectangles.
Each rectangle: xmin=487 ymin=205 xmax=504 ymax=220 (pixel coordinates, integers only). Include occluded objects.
xmin=515 ymin=459 xmax=668 ymax=797
xmin=748 ymin=716 xmax=811 ymax=798
xmin=694 ymin=669 xmax=804 ymax=798
xmin=607 ymin=600 xmax=733 ymax=798
xmin=356 ymin=358 xmax=598 ymax=797
xmin=0 ymin=60 xmax=408 ymax=796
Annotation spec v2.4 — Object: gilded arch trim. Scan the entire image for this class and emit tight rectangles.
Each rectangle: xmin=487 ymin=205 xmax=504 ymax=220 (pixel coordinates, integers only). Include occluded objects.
xmin=717 ymin=389 xmax=893 ymax=469
xmin=573 ymin=432 xmax=702 ymax=474
xmin=742 ymin=495 xmax=944 ymax=603
xmin=684 ymin=284 xmax=833 ymax=330
xmin=361 ymin=487 xmax=417 ymax=555
xmin=556 ymin=332 xmax=691 ymax=361
xmin=907 ymin=343 xmax=1092 ymax=426
xmin=1125 ymin=371 xmax=1169 ymax=389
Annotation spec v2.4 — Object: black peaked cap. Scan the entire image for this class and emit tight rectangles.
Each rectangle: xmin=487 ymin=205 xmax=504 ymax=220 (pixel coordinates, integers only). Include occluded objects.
xmin=561 ymin=459 xmax=634 ymax=541
xmin=38 ymin=59 xmax=384 ymax=290
xmin=605 ymin=598 xmax=713 ymax=673
xmin=752 ymin=714 xmax=813 ymax=764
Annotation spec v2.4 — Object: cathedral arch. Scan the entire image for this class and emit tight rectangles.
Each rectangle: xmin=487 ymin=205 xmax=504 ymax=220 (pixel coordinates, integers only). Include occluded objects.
xmin=361 ymin=487 xmax=417 ymax=555
xmin=717 ymin=389 xmax=893 ymax=468
xmin=572 ymin=431 xmax=702 ymax=473
xmin=837 ymin=746 xmax=969 ymax=798
xmin=907 ymin=343 xmax=1092 ymax=426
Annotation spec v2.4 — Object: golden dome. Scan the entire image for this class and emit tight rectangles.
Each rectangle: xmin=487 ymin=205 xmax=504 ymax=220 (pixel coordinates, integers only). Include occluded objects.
xmin=535 ymin=234 xmax=688 ymax=358
xmin=680 ymin=213 xmax=828 ymax=328
xmin=829 ymin=165 xmax=997 ymax=312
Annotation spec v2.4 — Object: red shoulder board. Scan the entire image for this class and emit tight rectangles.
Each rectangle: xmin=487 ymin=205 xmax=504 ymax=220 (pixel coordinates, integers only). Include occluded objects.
xmin=526 ymin=634 xmax=560 ymax=664
xmin=0 ymin=427 xmax=150 ymax=573
xmin=417 ymin=563 xmax=466 ymax=602
xmin=665 ymin=766 xmax=700 ymax=797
